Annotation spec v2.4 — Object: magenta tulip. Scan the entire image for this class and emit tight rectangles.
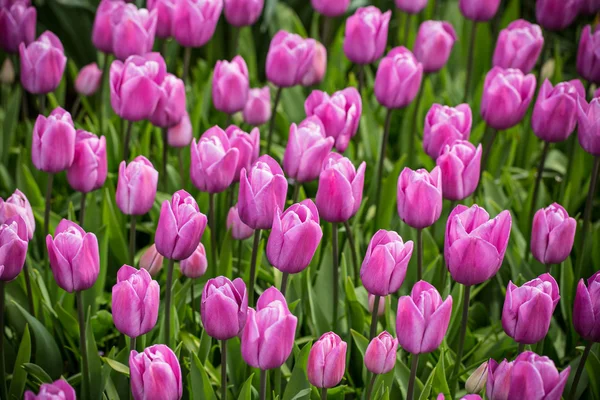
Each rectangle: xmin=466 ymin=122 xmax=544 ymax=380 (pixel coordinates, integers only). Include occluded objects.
xmin=130 ymin=345 xmax=182 ymax=400
xmin=19 ymin=31 xmax=66 ymax=94
xmin=116 ymin=156 xmax=159 ymax=215
xmin=423 ymin=103 xmax=473 ymax=159
xmin=149 ymin=73 xmax=186 ymax=128
xmin=414 ymin=21 xmax=457 ymax=73
xmin=139 ymin=244 xmax=164 ymax=277
xmin=311 ymin=0 xmax=350 ymax=17
xmin=0 ymin=189 xmax=35 ymax=240
xmin=343 ymin=6 xmax=391 ymax=65
xmin=147 ymin=0 xmax=175 ymax=39
xmin=375 ymin=47 xmax=423 ymax=109
xmin=201 ymin=276 xmax=248 ymax=340
xmin=243 ymin=86 xmax=271 ymax=126
xmin=112 ymin=4 xmax=157 ymax=60
xmin=75 ymin=63 xmax=103 ymax=96
xmin=212 ymin=56 xmax=250 ymax=114
xmin=167 ymin=112 xmax=193 ymax=147
xmin=459 ymin=0 xmax=501 ymax=21
xmin=266 ymin=31 xmax=315 ymax=88
xmin=0 ymin=0 xmax=36 ymax=53
xmin=493 ymin=20 xmax=544 ymax=74
xmin=180 ymin=242 xmax=207 ymax=278
xmin=24 ymin=379 xmax=76 ymax=400
xmin=224 ymin=0 xmax=264 ymax=27
xmin=172 ymin=0 xmax=222 ymax=47
xmin=0 ymin=217 xmax=28 ymax=281
xmin=227 ymin=205 xmax=254 ymax=240
xmin=307 ymin=332 xmax=347 ymax=388
xmin=394 ymin=0 xmax=427 ymax=14
xmin=32 ymin=107 xmax=76 ymax=173
xmin=531 ymin=203 xmax=576 ymax=265
xmin=577 ymin=25 xmax=600 ymax=85
xmin=536 ymin=0 xmax=580 ymax=31
xmin=92 ymin=0 xmax=125 ymax=54
xmin=67 ymin=130 xmax=107 ymax=194
xmin=573 ymin=270 xmax=600 ymax=342
xmin=436 ymin=140 xmax=482 ymax=201
xmin=301 ymin=41 xmax=327 ymax=87
xmin=364 ymin=331 xmax=398 ymax=375
xmin=582 ymin=0 xmax=600 ymax=14
xmin=225 ymin=125 xmax=260 ymax=183
xmin=397 ymin=167 xmax=443 ymax=229
xmin=577 ymin=97 xmax=600 ymax=156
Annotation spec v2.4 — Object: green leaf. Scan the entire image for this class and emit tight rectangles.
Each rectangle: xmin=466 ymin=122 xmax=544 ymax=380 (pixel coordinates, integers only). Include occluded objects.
xmin=8 ymin=324 xmax=31 ymax=399
xmin=282 ymin=342 xmax=312 ymax=400
xmin=102 ymin=358 xmax=130 ymax=377
xmin=190 ymin=352 xmax=217 ymax=400
xmin=350 ymin=329 xmax=369 ymax=359
xmin=22 ymin=363 xmax=52 ymax=385
xmin=236 ymin=373 xmax=255 ymax=400
xmin=87 ymin=306 xmax=106 ymax=400
xmin=1 ymin=86 xmax=21 ymax=164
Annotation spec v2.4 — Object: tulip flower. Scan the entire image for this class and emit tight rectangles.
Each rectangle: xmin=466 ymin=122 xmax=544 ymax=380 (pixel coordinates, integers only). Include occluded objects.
xmin=574 ymin=270 xmax=600 ymax=342
xmin=191 ymin=126 xmax=239 ymax=194
xmin=130 ymin=345 xmax=182 ymax=400
xmin=0 ymin=58 xmax=14 ymax=84
xmin=266 ymin=30 xmax=315 ymax=88
xmin=227 ymin=205 xmax=254 ymax=240
xmin=397 ymin=167 xmax=443 ymax=229
xmin=167 ymin=113 xmax=192 ymax=148
xmin=301 ymin=41 xmax=327 ymax=87
xmin=19 ymin=31 xmax=66 ymax=94
xmin=465 ymin=361 xmax=488 ymax=394
xmin=92 ymin=0 xmax=125 ymax=54
xmin=212 ymin=56 xmax=249 ymax=115
xmin=0 ymin=189 xmax=35 ymax=240
xmin=343 ymin=7 xmax=391 ymax=65
xmin=0 ymin=0 xmax=36 ymax=53
xmin=225 ymin=125 xmax=260 ymax=183
xmin=577 ymin=97 xmax=600 ymax=156
xmin=139 ymin=244 xmax=164 ymax=277
xmin=375 ymin=47 xmax=423 ymax=110
xmin=582 ymin=0 xmax=600 ymax=14
xmin=487 ymin=352 xmax=570 ymax=400
xmin=116 ymin=156 xmax=159 ymax=216
xmin=24 ymin=379 xmax=76 ymax=400
xmin=147 ymin=0 xmax=175 ymax=39
xmin=493 ymin=20 xmax=544 ymax=74
xmin=531 ymin=203 xmax=576 ymax=266
xmin=311 ymin=0 xmax=350 ymax=17
xmin=369 ymin=294 xmax=386 ymax=317
xmin=149 ymin=73 xmax=186 ymax=128
xmin=577 ymin=25 xmax=600 ymax=85
xmin=304 ymin=88 xmax=362 ymax=153
xmin=394 ymin=0 xmax=427 ymax=14
xmin=112 ymin=4 xmax=157 ymax=60
xmin=75 ymin=63 xmax=103 ymax=96
xmin=365 ymin=331 xmax=398 ymax=375
xmin=502 ymin=273 xmax=560 ymax=345
xmin=180 ymin=242 xmax=207 ymax=278
xmin=436 ymin=140 xmax=482 ymax=201
xmin=172 ymin=0 xmax=222 ymax=48
xmin=536 ymin=0 xmax=580 ymax=31
xmin=459 ymin=0 xmax=500 ymax=21
xmin=201 ymin=276 xmax=248 ymax=340
xmin=307 ymin=332 xmax=347 ymax=389
xmin=32 ymin=107 xmax=76 ymax=174
xmin=0 ymin=217 xmax=28 ymax=281
xmin=414 ymin=21 xmax=457 ymax=74
xmin=243 ymin=87 xmax=271 ymax=126
xmin=423 ymin=104 xmax=472 ymax=160
xmin=67 ymin=130 xmax=107 ymax=194
xmin=224 ymin=0 xmax=264 ymax=27
xmin=112 ymin=265 xmax=159 ymax=338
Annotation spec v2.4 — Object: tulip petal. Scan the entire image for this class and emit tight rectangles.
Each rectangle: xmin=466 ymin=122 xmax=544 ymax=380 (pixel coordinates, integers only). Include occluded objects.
xmin=396 ymin=295 xmax=425 ymax=354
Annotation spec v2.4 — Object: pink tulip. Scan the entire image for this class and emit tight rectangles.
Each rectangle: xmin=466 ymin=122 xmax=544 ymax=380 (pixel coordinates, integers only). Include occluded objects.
xmin=67 ymin=130 xmax=108 ymax=193
xmin=112 ymin=3 xmax=157 ymax=60
xmin=46 ymin=219 xmax=100 ymax=292
xmin=577 ymin=97 xmax=600 ymax=156
xmin=573 ymin=270 xmax=600 ymax=342
xmin=139 ymin=244 xmax=164 ymax=277
xmin=266 ymin=30 xmax=315 ymax=88
xmin=201 ymin=276 xmax=248 ymax=340
xmin=224 ymin=0 xmax=264 ymax=27
xmin=364 ymin=331 xmax=398 ymax=375
xmin=180 ymin=242 xmax=207 ymax=278
xmin=414 ymin=21 xmax=457 ymax=73
xmin=436 ymin=140 xmax=482 ymax=201
xmin=536 ymin=0 xmax=580 ymax=31
xmin=307 ymin=332 xmax=347 ymax=388
xmin=167 ymin=113 xmax=193 ymax=147
xmin=0 ymin=189 xmax=35 ymax=240
xmin=0 ymin=57 xmax=14 ymax=84
xmin=225 ymin=125 xmax=260 ymax=183
xmin=227 ymin=205 xmax=254 ymax=240
xmin=397 ymin=167 xmax=443 ymax=229
xmin=24 ymin=379 xmax=76 ymax=400
xmin=243 ymin=86 xmax=271 ymax=126
xmin=369 ymin=294 xmax=386 ymax=316
xmin=531 ymin=203 xmax=576 ymax=265
xmin=92 ymin=0 xmax=125 ymax=53
xmin=149 ymin=73 xmax=186 ymax=128
xmin=0 ymin=217 xmax=28 ymax=281
xmin=32 ymin=107 xmax=76 ymax=173
xmin=375 ymin=47 xmax=423 ymax=109
xmin=423 ymin=103 xmax=472 ymax=160
xmin=147 ymin=0 xmax=175 ymax=39
xmin=577 ymin=25 xmax=600 ymax=85
xmin=130 ymin=345 xmax=182 ymax=400
xmin=213 ymin=56 xmax=250 ymax=114
xmin=311 ymin=0 xmax=350 ymax=17
xmin=0 ymin=0 xmax=36 ymax=53
xmin=116 ymin=156 xmax=159 ymax=215
xmin=493 ymin=20 xmax=544 ymax=74
xmin=173 ymin=0 xmax=222 ymax=47
xmin=581 ymin=0 xmax=600 ymax=14
xmin=394 ymin=0 xmax=427 ymax=14
xmin=301 ymin=41 xmax=327 ymax=87
xmin=343 ymin=6 xmax=391 ymax=65
xmin=19 ymin=31 xmax=66 ymax=94
xmin=459 ymin=0 xmax=501 ymax=22
xmin=75 ymin=63 xmax=103 ymax=96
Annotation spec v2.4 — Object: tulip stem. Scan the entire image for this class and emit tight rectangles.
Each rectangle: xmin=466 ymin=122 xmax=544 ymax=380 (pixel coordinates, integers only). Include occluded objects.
xmin=526 ymin=141 xmax=550 ymax=259
xmin=80 ymin=192 xmax=87 ymax=227
xmin=164 ymin=258 xmax=175 ymax=347
xmin=320 ymin=387 xmax=328 ymax=400
xmin=366 ymin=373 xmax=377 ymax=400
xmin=44 ymin=173 xmax=54 ymax=238
xmin=129 ymin=336 xmax=136 ymax=353
xmin=451 ymin=284 xmax=471 ymax=398
xmin=560 ymin=135 xmax=577 ymax=201
xmin=23 ymin=261 xmax=35 ymax=316
xmin=403 ymin=13 xmax=412 ymax=45
xmin=99 ymin=54 xmax=111 ymax=136
xmin=183 ymin=47 xmax=192 ymax=83
xmin=123 ymin=120 xmax=133 ymax=161
xmin=375 ymin=108 xmax=393 ymax=226
xmin=237 ymin=240 xmax=243 ymax=276
xmin=292 ymin=181 xmax=301 ymax=204
xmin=407 ymin=353 xmax=419 ymax=400
xmin=480 ymin=127 xmax=498 ymax=175
xmin=266 ymin=87 xmax=283 ymax=155
xmin=357 ymin=64 xmax=365 ymax=96
xmin=408 ymin=83 xmax=425 ymax=168
xmin=162 ymin=128 xmax=169 ymax=191
xmin=248 ymin=229 xmax=261 ymax=305
xmin=332 ymin=222 xmax=339 ymax=331
xmin=281 ymin=272 xmax=289 ymax=297
xmin=518 ymin=342 xmax=525 ymax=353
xmin=0 ymin=282 xmax=7 ymax=400
xmin=416 ymin=229 xmax=423 ymax=280
xmin=260 ymin=368 xmax=267 ymax=400
xmin=568 ymin=342 xmax=593 ymax=400
xmin=76 ymin=291 xmax=89 ymax=400
xmin=221 ymin=339 xmax=228 ymax=400
xmin=209 ymin=193 xmax=218 ymax=275
xmin=369 ymin=295 xmax=380 ymax=340
xmin=178 ymin=148 xmax=185 ymax=189
xmin=71 ymin=96 xmax=81 ymax=119
xmin=463 ymin=21 xmax=478 ymax=103
xmin=322 ymin=16 xmax=331 ymax=47
xmin=575 ymin=156 xmax=600 ymax=282
xmin=39 ymin=94 xmax=46 ymax=115
xmin=343 ymin=220 xmax=360 ymax=287
xmin=129 ymin=216 xmax=136 ymax=266
xmin=191 ymin=279 xmax=196 ymax=328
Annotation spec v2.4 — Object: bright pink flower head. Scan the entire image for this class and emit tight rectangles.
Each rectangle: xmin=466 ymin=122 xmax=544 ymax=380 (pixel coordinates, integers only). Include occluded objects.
xmin=225 ymin=125 xmax=260 ymax=183
xmin=536 ymin=0 xmax=581 ymax=31
xmin=531 ymin=203 xmax=576 ymax=265
xmin=191 ymin=126 xmax=240 ymax=193
xmin=227 ymin=205 xmax=254 ymax=240
xmin=24 ymin=379 xmax=76 ymax=400
xmin=243 ymin=86 xmax=271 ymax=126
xmin=213 ymin=56 xmax=250 ymax=114
xmin=364 ymin=331 xmax=398 ymax=375
xmin=180 ymin=242 xmax=207 ymax=278
xmin=266 ymin=30 xmax=316 ymax=88
xmin=397 ymin=167 xmax=443 ymax=229
xmin=577 ymin=25 xmax=600 ymax=85
xmin=394 ymin=0 xmax=427 ymax=14
xmin=0 ymin=0 xmax=36 ymax=53
xmin=139 ymin=243 xmax=164 ymax=277
xmin=375 ymin=47 xmax=423 ymax=109
xmin=224 ymin=0 xmax=264 ymax=27
xmin=577 ymin=97 xmax=600 ymax=156
xmin=423 ymin=103 xmax=472 ymax=159
xmin=32 ymin=107 xmax=76 ymax=173
xmin=149 ymin=73 xmax=186 ymax=128
xmin=307 ymin=332 xmax=347 ymax=388
xmin=459 ymin=0 xmax=501 ymax=21
xmin=493 ymin=19 xmax=544 ymax=74
xmin=19 ymin=31 xmax=66 ymax=94
xmin=112 ymin=3 xmax=157 ymax=60
xmin=311 ymin=0 xmax=350 ymax=17
xmin=92 ymin=0 xmax=125 ymax=53
xmin=116 ymin=156 xmax=159 ymax=215
xmin=301 ymin=41 xmax=327 ymax=87
xmin=343 ymin=6 xmax=391 ymax=65
xmin=414 ymin=21 xmax=457 ymax=73
xmin=436 ymin=140 xmax=482 ymax=201
xmin=75 ymin=63 xmax=103 ymax=96
xmin=67 ymin=130 xmax=108 ymax=194
xmin=574 ymin=270 xmax=600 ymax=342
xmin=167 ymin=112 xmax=193 ymax=147
xmin=0 ymin=189 xmax=35 ymax=240
xmin=130 ymin=345 xmax=182 ymax=400
xmin=147 ymin=0 xmax=176 ymax=39
xmin=201 ymin=276 xmax=248 ymax=340
xmin=0 ymin=216 xmax=28 ymax=281
xmin=172 ymin=0 xmax=222 ymax=47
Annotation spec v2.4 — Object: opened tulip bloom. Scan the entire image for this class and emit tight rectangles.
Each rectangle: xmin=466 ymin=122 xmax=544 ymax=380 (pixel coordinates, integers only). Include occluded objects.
xmin=397 ymin=167 xmax=443 ymax=229
xmin=116 ymin=156 xmax=159 ymax=215
xmin=191 ymin=127 xmax=240 ymax=193
xmin=531 ymin=203 xmax=576 ymax=265
xmin=577 ymin=97 xmax=600 ymax=156
xmin=577 ymin=25 xmax=600 ymax=85
xmin=574 ymin=271 xmax=600 ymax=342
xmin=19 ymin=31 xmax=66 ymax=94
xmin=414 ymin=21 xmax=457 ymax=73
xmin=243 ymin=87 xmax=271 ymax=126
xmin=172 ymin=0 xmax=222 ymax=47
xmin=32 ymin=107 xmax=76 ymax=173
xmin=201 ymin=276 xmax=248 ymax=340
xmin=212 ymin=56 xmax=249 ymax=114
xmin=130 ymin=345 xmax=182 ymax=400
xmin=394 ymin=0 xmax=427 ymax=14
xmin=436 ymin=141 xmax=481 ymax=201
xmin=493 ymin=20 xmax=544 ymax=74
xmin=375 ymin=47 xmax=423 ymax=109
xmin=0 ymin=217 xmax=28 ymax=281
xmin=112 ymin=3 xmax=157 ymax=60
xmin=266 ymin=30 xmax=315 ymax=88
xmin=75 ymin=63 xmax=102 ymax=96
xmin=365 ymin=331 xmax=398 ymax=375
xmin=423 ymin=103 xmax=472 ymax=159
xmin=227 ymin=205 xmax=254 ymax=240
xmin=301 ymin=41 xmax=327 ymax=87
xmin=224 ymin=0 xmax=263 ymax=26
xmin=0 ymin=189 xmax=35 ymax=240
xmin=92 ymin=0 xmax=125 ymax=53
xmin=139 ymin=244 xmax=164 ymax=277
xmin=536 ymin=0 xmax=580 ymax=31
xmin=459 ymin=0 xmax=500 ymax=21
xmin=343 ymin=6 xmax=390 ymax=65
xmin=311 ymin=0 xmax=349 ymax=17
xmin=24 ymin=379 xmax=76 ymax=400
xmin=180 ymin=242 xmax=207 ymax=278
xmin=0 ymin=0 xmax=36 ymax=53
xmin=67 ymin=130 xmax=107 ymax=194
xmin=147 ymin=0 xmax=175 ymax=39
xmin=149 ymin=73 xmax=186 ymax=128
xmin=307 ymin=332 xmax=347 ymax=388
xmin=167 ymin=112 xmax=192 ymax=147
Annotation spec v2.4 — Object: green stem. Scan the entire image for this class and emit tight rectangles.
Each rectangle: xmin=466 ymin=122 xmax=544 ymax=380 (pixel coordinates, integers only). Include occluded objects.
xmin=403 ymin=13 xmax=412 ymax=45
xmin=164 ymin=258 xmax=175 ymax=346
xmin=274 ymin=368 xmax=282 ymax=399
xmin=237 ymin=240 xmax=242 ymax=276
xmin=417 ymin=229 xmax=423 ymax=281
xmin=248 ymin=229 xmax=261 ymax=305
xmin=408 ymin=84 xmax=425 ymax=168
xmin=44 ymin=173 xmax=54 ymax=238
xmin=162 ymin=128 xmax=169 ymax=191
xmin=560 ymin=134 xmax=577 ymax=201
xmin=123 ymin=120 xmax=133 ymax=161
xmin=39 ymin=93 xmax=46 ymax=115
xmin=518 ymin=342 xmax=525 ymax=354
xmin=221 ymin=339 xmax=228 ymax=400
xmin=23 ymin=261 xmax=35 ymax=316
xmin=129 ymin=216 xmax=136 ymax=266
xmin=76 ymin=291 xmax=89 ymax=400
xmin=260 ymin=368 xmax=267 ymax=400
xmin=321 ymin=387 xmax=328 ymax=400
xmin=407 ymin=353 xmax=419 ymax=400
xmin=575 ymin=156 xmax=600 ymax=282
xmin=266 ymin=87 xmax=283 ymax=154
xmin=369 ymin=295 xmax=380 ymax=340
xmin=451 ymin=285 xmax=471 ymax=398
xmin=322 ymin=15 xmax=331 ymax=47
xmin=99 ymin=54 xmax=111 ymax=136
xmin=191 ymin=279 xmax=196 ymax=328
xmin=0 ymin=282 xmax=7 ymax=400
xmin=281 ymin=272 xmax=289 ymax=297
xmin=332 ymin=222 xmax=339 ymax=331
xmin=71 ymin=96 xmax=81 ymax=119
xmin=526 ymin=141 xmax=551 ymax=259
xmin=183 ymin=47 xmax=192 ymax=83
xmin=357 ymin=64 xmax=365 ymax=96
xmin=568 ymin=342 xmax=593 ymax=400
xmin=375 ymin=108 xmax=393 ymax=225
xmin=209 ymin=193 xmax=218 ymax=276
xmin=130 ymin=336 xmax=136 ymax=354
xmin=292 ymin=181 xmax=301 ymax=204
xmin=480 ymin=127 xmax=498 ymax=174
xmin=343 ymin=220 xmax=360 ymax=287
xmin=463 ymin=21 xmax=478 ymax=102
xmin=366 ymin=373 xmax=377 ymax=400
xmin=179 ymin=148 xmax=185 ymax=188
xmin=230 ymin=26 xmax=240 ymax=59
xmin=80 ymin=192 xmax=87 ymax=227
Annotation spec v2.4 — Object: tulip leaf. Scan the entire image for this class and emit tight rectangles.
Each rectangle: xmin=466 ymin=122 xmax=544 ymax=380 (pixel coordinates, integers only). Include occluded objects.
xmin=282 ymin=342 xmax=312 ymax=400
xmin=236 ymin=373 xmax=255 ymax=400
xmin=86 ymin=305 xmax=106 ymax=400
xmin=190 ymin=352 xmax=217 ymax=400
xmin=22 ymin=363 xmax=53 ymax=385
xmin=8 ymin=324 xmax=31 ymax=399
xmin=350 ymin=329 xmax=369 ymax=359
xmin=1 ymin=86 xmax=21 ymax=164
xmin=101 ymin=357 xmax=130 ymax=377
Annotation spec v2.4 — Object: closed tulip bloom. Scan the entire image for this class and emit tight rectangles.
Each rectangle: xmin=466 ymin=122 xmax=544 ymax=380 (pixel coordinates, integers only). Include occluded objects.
xmin=343 ymin=7 xmax=391 ymax=65
xmin=19 ymin=31 xmax=66 ymax=94
xmin=581 ymin=0 xmax=600 ymax=14
xmin=130 ymin=345 xmax=182 ymax=400
xmin=167 ymin=112 xmax=192 ymax=147
xmin=241 ymin=287 xmax=298 ymax=369
xmin=0 ymin=217 xmax=28 ymax=281
xmin=224 ymin=0 xmax=264 ymax=27
xmin=531 ymin=203 xmax=576 ymax=265
xmin=414 ymin=21 xmax=457 ymax=73
xmin=423 ymin=103 xmax=472 ymax=159
xmin=361 ymin=230 xmax=414 ymax=296
xmin=112 ymin=4 xmax=157 ymax=60
xmin=32 ymin=107 xmax=76 ymax=173
xmin=305 ymin=88 xmax=362 ymax=153
xmin=459 ymin=0 xmax=501 ymax=21
xmin=307 ymin=332 xmax=347 ymax=388
xmin=311 ymin=0 xmax=349 ymax=17
xmin=227 ymin=205 xmax=254 ymax=240
xmin=150 ymin=73 xmax=186 ymax=128
xmin=147 ymin=0 xmax=175 ymax=39
xmin=364 ymin=331 xmax=398 ymax=375
xmin=0 ymin=0 xmax=36 ymax=53
xmin=283 ymin=117 xmax=335 ymax=183
xmin=436 ymin=140 xmax=482 ymax=201
xmin=397 ymin=167 xmax=443 ymax=229
xmin=487 ymin=351 xmax=570 ymax=400
xmin=112 ymin=265 xmax=159 ymax=338
xmin=0 ymin=189 xmax=35 ymax=240
xmin=396 ymin=281 xmax=453 ymax=354
xmin=110 ymin=52 xmax=167 ymax=121
xmin=24 ymin=379 xmax=76 ymax=400
xmin=375 ymin=47 xmax=423 ymax=109
xmin=180 ymin=242 xmax=207 ymax=278
xmin=238 ymin=155 xmax=288 ymax=230
xmin=536 ymin=0 xmax=580 ymax=31
xmin=0 ymin=57 xmax=15 ymax=84
xmin=577 ymin=97 xmax=600 ymax=156
xmin=139 ymin=244 xmax=164 ymax=277
xmin=225 ymin=125 xmax=260 ymax=182
xmin=577 ymin=26 xmax=600 ymax=85
xmin=201 ymin=276 xmax=248 ymax=340
xmin=395 ymin=0 xmax=427 ymax=14
xmin=493 ymin=20 xmax=544 ymax=74
xmin=46 ymin=219 xmax=100 ymax=292
xmin=213 ymin=56 xmax=250 ymax=114
xmin=156 ymin=190 xmax=207 ymax=261
xmin=301 ymin=41 xmax=327 ymax=87
xmin=502 ymin=273 xmax=559 ymax=344
xmin=266 ymin=31 xmax=315 ymax=87
xmin=465 ymin=361 xmax=488 ymax=394
xmin=243 ymin=87 xmax=271 ymax=126
xmin=267 ymin=199 xmax=323 ymax=274
xmin=67 ymin=130 xmax=107 ymax=193
xmin=191 ymin=126 xmax=240 ymax=193
xmin=116 ymin=156 xmax=159 ymax=215
xmin=75 ymin=63 xmax=102 ymax=96
xmin=92 ymin=0 xmax=125 ymax=53
xmin=173 ymin=0 xmax=222 ymax=47
xmin=573 ymin=271 xmax=600 ymax=342
xmin=369 ymin=294 xmax=386 ymax=316
xmin=481 ymin=67 xmax=536 ymax=130
xmin=315 ymin=153 xmax=366 ymax=223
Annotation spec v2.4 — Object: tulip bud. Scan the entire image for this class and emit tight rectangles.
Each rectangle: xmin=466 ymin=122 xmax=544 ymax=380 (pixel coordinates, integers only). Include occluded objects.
xmin=344 ymin=7 xmax=391 ymax=65
xmin=0 ymin=0 xmax=36 ymax=53
xmin=173 ymin=0 xmax=222 ymax=47
xmin=130 ymin=345 xmax=182 ymax=400
xmin=394 ymin=0 xmax=427 ymax=14
xmin=487 ymin=352 xmax=570 ymax=400
xmin=225 ymin=125 xmax=260 ymax=182
xmin=180 ymin=242 xmax=207 ymax=278
xmin=364 ymin=331 xmax=398 ymax=375
xmin=267 ymin=199 xmax=323 ymax=274
xmin=375 ymin=47 xmax=423 ymax=109
xmin=397 ymin=167 xmax=443 ymax=229
xmin=581 ymin=0 xmax=600 ymax=14
xmin=190 ymin=126 xmax=240 ymax=193
xmin=0 ymin=217 xmax=28 ymax=281
xmin=24 ymin=379 xmax=76 ymax=400
xmin=502 ymin=273 xmax=560 ymax=344
xmin=67 ymin=130 xmax=108 ymax=194
xmin=139 ymin=244 xmax=164 ymax=276
xmin=531 ymin=203 xmax=576 ymax=265
xmin=147 ymin=0 xmax=175 ymax=39
xmin=241 ymin=287 xmax=298 ymax=370
xmin=116 ymin=156 xmax=159 ymax=216
xmin=304 ymin=88 xmax=362 ymax=153
xmin=301 ymin=41 xmax=327 ymax=87
xmin=32 ymin=107 xmax=76 ymax=173
xmin=20 ymin=31 xmax=66 ymax=94
xmin=459 ymin=0 xmax=500 ymax=22
xmin=445 ymin=205 xmax=511 ymax=286
xmin=112 ymin=4 xmax=156 ymax=60
xmin=0 ymin=189 xmax=35 ymax=240
xmin=536 ymin=0 xmax=580 ymax=31
xmin=414 ymin=21 xmax=457 ymax=73
xmin=481 ymin=67 xmax=536 ymax=130
xmin=396 ymin=281 xmax=453 ymax=354
xmin=224 ymin=0 xmax=264 ymax=27
xmin=212 ymin=56 xmax=250 ymax=114
xmin=465 ymin=361 xmax=488 ymax=394
xmin=283 ymin=117 xmax=335 ymax=183
xmin=574 ymin=271 xmax=600 ymax=342
xmin=307 ymin=332 xmax=347 ymax=388
xmin=149 ymin=73 xmax=186 ymax=128
xmin=92 ymin=0 xmax=125 ymax=53
xmin=156 ymin=190 xmax=207 ymax=261
xmin=266 ymin=31 xmax=315 ymax=88
xmin=577 ymin=97 xmax=600 ymax=156
xmin=167 ymin=113 xmax=192 ymax=148
xmin=311 ymin=0 xmax=350 ymax=17
xmin=315 ymin=153 xmax=366 ymax=223
xmin=227 ymin=205 xmax=254 ymax=240
xmin=112 ymin=265 xmax=159 ymax=338
xmin=436 ymin=140 xmax=482 ymax=201
xmin=577 ymin=25 xmax=600 ymax=85
xmin=243 ymin=87 xmax=271 ymax=126
xmin=75 ymin=63 xmax=103 ymax=96
xmin=0 ymin=58 xmax=15 ymax=84
xmin=201 ymin=276 xmax=248 ymax=340
xmin=361 ymin=230 xmax=413 ymax=296
xmin=423 ymin=103 xmax=473 ymax=159
xmin=369 ymin=294 xmax=386 ymax=316
xmin=493 ymin=20 xmax=544 ymax=74
xmin=238 ymin=155 xmax=288 ymax=230
xmin=46 ymin=219 xmax=100 ymax=292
